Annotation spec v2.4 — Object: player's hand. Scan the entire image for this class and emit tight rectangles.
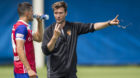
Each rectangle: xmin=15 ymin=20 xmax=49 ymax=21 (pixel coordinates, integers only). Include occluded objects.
xmin=53 ymin=23 xmax=61 ymax=39
xmin=28 ymin=69 xmax=37 ymax=78
xmin=36 ymin=14 xmax=43 ymax=23
xmin=109 ymin=15 xmax=119 ymax=25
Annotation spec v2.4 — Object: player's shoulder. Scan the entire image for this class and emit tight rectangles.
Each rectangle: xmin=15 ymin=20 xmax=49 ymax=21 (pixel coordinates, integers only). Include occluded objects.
xmin=66 ymin=21 xmax=79 ymax=26
xmin=16 ymin=25 xmax=27 ymax=31
xmin=15 ymin=25 xmax=28 ymax=34
xmin=71 ymin=21 xmax=81 ymax=25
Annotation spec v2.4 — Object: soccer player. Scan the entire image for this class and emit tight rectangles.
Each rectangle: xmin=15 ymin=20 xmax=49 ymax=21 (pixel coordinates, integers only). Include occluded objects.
xmin=11 ymin=2 xmax=43 ymax=78
xmin=42 ymin=1 xmax=119 ymax=78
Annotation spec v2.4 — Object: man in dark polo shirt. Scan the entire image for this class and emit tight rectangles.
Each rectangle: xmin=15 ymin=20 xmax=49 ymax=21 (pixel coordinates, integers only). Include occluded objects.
xmin=42 ymin=1 xmax=119 ymax=78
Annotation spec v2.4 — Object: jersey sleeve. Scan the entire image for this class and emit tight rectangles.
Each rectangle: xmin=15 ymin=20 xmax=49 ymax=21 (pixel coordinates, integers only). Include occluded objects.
xmin=15 ymin=25 xmax=28 ymax=41
xmin=74 ymin=22 xmax=95 ymax=35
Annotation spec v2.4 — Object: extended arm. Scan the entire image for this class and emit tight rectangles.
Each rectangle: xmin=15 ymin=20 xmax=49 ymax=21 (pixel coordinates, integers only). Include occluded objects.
xmin=94 ymin=15 xmax=119 ymax=30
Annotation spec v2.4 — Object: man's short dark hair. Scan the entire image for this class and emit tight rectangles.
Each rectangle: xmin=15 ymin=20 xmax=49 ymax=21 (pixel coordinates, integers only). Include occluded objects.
xmin=18 ymin=2 xmax=32 ymax=16
xmin=52 ymin=1 xmax=67 ymax=12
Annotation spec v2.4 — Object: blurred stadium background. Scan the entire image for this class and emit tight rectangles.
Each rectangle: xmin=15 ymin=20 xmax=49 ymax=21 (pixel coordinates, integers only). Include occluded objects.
xmin=0 ymin=0 xmax=140 ymax=78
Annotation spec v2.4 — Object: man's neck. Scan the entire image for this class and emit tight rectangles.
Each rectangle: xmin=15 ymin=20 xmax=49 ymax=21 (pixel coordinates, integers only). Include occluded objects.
xmin=60 ymin=20 xmax=66 ymax=29
xmin=19 ymin=16 xmax=29 ymax=24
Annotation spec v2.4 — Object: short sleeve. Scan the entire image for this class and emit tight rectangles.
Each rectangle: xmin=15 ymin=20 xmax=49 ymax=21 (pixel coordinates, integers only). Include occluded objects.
xmin=15 ymin=25 xmax=28 ymax=41
xmin=75 ymin=22 xmax=95 ymax=35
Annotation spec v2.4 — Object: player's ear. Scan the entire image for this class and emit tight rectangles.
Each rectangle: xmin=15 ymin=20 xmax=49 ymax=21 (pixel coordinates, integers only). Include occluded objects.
xmin=24 ymin=11 xmax=28 ymax=16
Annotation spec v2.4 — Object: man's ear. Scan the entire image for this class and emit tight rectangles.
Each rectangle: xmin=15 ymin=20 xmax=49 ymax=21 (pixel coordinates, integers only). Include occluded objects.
xmin=24 ymin=11 xmax=28 ymax=16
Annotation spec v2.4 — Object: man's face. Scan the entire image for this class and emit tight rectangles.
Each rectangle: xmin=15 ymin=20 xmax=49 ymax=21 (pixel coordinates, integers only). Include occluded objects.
xmin=25 ymin=7 xmax=33 ymax=21
xmin=54 ymin=7 xmax=67 ymax=24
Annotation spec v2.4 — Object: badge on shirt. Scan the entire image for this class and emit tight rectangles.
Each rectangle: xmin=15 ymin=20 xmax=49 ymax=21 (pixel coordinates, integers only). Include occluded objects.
xmin=67 ymin=29 xmax=71 ymax=36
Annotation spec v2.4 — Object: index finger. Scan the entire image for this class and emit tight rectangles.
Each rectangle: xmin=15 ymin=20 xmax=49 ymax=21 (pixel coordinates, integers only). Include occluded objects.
xmin=57 ymin=24 xmax=61 ymax=30
xmin=55 ymin=23 xmax=58 ymax=29
xmin=114 ymin=14 xmax=119 ymax=20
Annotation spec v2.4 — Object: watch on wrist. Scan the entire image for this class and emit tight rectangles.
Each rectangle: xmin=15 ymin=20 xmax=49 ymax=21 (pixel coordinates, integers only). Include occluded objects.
xmin=108 ymin=21 xmax=112 ymax=25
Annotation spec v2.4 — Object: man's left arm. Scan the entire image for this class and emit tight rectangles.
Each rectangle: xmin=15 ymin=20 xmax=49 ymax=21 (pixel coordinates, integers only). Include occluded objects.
xmin=32 ymin=18 xmax=43 ymax=42
xmin=94 ymin=15 xmax=119 ymax=30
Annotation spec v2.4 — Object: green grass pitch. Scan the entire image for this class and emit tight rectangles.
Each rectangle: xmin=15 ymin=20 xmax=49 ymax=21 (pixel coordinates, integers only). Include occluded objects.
xmin=0 ymin=66 xmax=140 ymax=78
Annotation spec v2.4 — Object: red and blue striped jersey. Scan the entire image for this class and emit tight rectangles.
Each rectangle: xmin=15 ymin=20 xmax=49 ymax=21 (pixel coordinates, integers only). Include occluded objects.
xmin=11 ymin=20 xmax=36 ymax=73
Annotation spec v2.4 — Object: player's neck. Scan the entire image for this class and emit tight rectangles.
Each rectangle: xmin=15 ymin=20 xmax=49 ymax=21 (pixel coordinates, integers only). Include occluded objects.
xmin=19 ymin=16 xmax=29 ymax=24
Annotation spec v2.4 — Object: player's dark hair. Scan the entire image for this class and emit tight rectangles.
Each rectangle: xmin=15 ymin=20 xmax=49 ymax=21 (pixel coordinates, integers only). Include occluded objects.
xmin=18 ymin=2 xmax=32 ymax=16
xmin=52 ymin=1 xmax=67 ymax=12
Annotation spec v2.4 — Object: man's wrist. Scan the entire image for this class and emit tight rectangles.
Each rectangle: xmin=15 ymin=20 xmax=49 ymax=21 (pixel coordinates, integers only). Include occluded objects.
xmin=26 ymin=67 xmax=31 ymax=71
xmin=38 ymin=21 xmax=43 ymax=24
xmin=52 ymin=35 xmax=58 ymax=40
xmin=108 ymin=20 xmax=112 ymax=26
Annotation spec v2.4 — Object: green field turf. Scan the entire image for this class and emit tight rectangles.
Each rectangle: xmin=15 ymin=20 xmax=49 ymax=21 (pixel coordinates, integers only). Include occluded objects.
xmin=0 ymin=66 xmax=140 ymax=78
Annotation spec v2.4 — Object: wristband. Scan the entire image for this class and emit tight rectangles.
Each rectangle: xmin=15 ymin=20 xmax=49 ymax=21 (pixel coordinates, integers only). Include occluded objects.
xmin=108 ymin=21 xmax=111 ymax=25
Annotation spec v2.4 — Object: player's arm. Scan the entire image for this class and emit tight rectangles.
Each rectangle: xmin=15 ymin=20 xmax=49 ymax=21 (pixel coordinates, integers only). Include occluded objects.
xmin=15 ymin=26 xmax=36 ymax=78
xmin=47 ymin=23 xmax=61 ymax=51
xmin=94 ymin=15 xmax=119 ymax=30
xmin=16 ymin=40 xmax=37 ymax=77
xmin=32 ymin=17 xmax=43 ymax=42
